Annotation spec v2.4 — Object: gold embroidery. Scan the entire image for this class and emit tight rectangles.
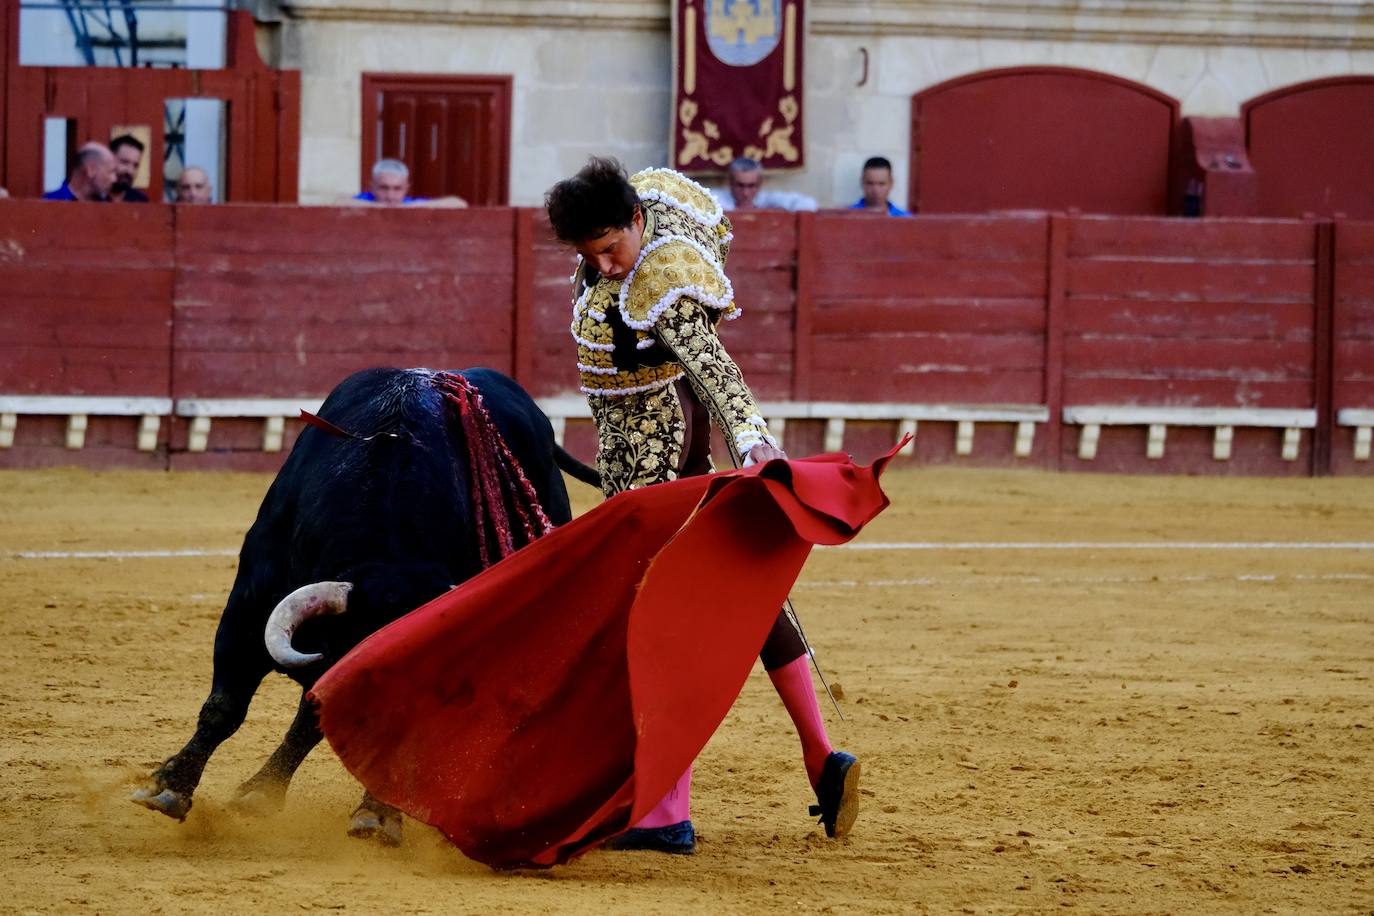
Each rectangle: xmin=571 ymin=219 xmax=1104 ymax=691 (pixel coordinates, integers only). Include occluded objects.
xmin=591 ymin=387 xmax=687 ymax=496
xmin=655 ymin=297 xmax=770 ymax=465
xmin=621 ymin=240 xmax=732 ymax=327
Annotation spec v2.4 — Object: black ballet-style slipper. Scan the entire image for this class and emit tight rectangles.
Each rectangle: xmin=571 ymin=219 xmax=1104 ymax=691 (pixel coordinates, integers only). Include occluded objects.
xmin=809 ymin=751 xmax=860 ymax=838
xmin=602 ymin=819 xmax=696 ymax=854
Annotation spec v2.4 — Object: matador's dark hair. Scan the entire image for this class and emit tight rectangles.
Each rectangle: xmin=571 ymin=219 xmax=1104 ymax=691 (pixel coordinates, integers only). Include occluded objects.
xmin=545 ymin=156 xmax=641 ymax=243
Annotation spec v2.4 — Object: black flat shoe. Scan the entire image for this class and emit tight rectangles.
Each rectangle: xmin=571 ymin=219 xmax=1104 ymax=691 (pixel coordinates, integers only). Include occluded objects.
xmin=809 ymin=751 xmax=860 ymax=838
xmin=602 ymin=819 xmax=696 ymax=854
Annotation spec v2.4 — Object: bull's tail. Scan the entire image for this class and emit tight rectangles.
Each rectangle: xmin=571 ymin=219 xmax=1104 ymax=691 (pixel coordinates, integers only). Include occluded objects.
xmin=555 ymin=445 xmax=601 ymax=489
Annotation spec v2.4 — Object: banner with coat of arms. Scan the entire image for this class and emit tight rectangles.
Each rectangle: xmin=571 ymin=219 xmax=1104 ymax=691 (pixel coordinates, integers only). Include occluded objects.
xmin=671 ymin=0 xmax=806 ymax=172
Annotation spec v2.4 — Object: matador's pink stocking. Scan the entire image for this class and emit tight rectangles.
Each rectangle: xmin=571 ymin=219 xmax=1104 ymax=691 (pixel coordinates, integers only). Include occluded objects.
xmin=632 ymin=764 xmax=693 ymax=829
xmin=768 ymin=655 xmax=834 ymax=786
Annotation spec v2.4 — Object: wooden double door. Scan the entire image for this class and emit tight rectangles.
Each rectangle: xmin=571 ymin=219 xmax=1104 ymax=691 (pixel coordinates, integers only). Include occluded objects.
xmin=362 ymin=74 xmax=512 ymax=205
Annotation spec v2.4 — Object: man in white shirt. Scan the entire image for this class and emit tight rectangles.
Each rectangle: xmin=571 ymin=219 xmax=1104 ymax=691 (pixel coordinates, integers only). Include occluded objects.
xmin=711 ymin=156 xmax=817 ymax=211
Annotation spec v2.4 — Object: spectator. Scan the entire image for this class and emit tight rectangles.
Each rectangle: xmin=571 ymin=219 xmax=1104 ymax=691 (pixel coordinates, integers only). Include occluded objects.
xmin=339 ymin=159 xmax=467 ymax=208
xmin=109 ymin=134 xmax=150 ymax=203
xmin=43 ymin=143 xmax=116 ymax=201
xmin=175 ymin=165 xmax=214 ymax=203
xmin=711 ymin=156 xmax=817 ymax=211
xmin=849 ymin=156 xmax=911 ymax=216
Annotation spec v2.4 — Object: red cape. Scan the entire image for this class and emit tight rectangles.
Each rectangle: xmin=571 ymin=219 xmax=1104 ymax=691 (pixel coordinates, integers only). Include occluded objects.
xmin=309 ymin=446 xmax=900 ymax=868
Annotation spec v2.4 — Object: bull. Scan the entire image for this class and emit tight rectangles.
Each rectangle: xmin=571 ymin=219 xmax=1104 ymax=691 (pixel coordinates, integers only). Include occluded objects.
xmin=131 ymin=367 xmax=596 ymax=843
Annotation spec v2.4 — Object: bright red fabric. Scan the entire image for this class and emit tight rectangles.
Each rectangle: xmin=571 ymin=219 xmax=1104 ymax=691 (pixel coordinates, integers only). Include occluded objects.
xmin=309 ymin=446 xmax=901 ymax=868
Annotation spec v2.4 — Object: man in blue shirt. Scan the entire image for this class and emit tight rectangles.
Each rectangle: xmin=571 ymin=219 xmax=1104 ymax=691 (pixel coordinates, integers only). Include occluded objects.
xmin=43 ymin=143 xmax=117 ymax=202
xmin=342 ymin=158 xmax=468 ymax=207
xmin=849 ymin=156 xmax=912 ymax=217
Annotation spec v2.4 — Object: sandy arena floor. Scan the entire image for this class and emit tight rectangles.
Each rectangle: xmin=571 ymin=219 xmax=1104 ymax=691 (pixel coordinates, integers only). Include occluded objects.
xmin=1 ymin=461 xmax=1371 ymax=914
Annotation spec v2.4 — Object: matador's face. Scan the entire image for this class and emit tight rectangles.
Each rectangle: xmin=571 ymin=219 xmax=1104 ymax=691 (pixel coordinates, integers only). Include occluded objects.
xmin=574 ymin=207 xmax=645 ymax=282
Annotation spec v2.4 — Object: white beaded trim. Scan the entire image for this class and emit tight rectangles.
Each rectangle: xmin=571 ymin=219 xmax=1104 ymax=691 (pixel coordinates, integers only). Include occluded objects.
xmin=617 ymin=234 xmax=734 ymax=331
xmin=635 ymin=338 xmax=657 ymax=349
xmin=632 ymin=167 xmax=724 ymax=229
xmin=572 ymin=287 xmax=607 ymax=323
xmin=581 ymin=371 xmax=685 ymax=397
xmin=572 ymin=330 xmax=615 ymax=351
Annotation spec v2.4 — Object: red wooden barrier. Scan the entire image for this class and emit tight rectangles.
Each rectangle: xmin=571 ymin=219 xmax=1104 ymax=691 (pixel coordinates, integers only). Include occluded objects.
xmin=169 ymin=204 xmax=516 ymax=468
xmin=1060 ymin=217 xmax=1319 ymax=474
xmin=0 ymin=204 xmax=1369 ymax=476
xmin=0 ymin=200 xmax=173 ymax=467
xmin=1332 ymin=221 xmax=1374 ymax=475
xmin=1244 ymin=77 xmax=1374 ymax=220
xmin=809 ymin=212 xmax=1048 ymax=404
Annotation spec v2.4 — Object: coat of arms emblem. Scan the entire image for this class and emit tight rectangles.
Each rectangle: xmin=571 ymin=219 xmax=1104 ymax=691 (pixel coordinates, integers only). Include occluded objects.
xmin=705 ymin=0 xmax=781 ymax=67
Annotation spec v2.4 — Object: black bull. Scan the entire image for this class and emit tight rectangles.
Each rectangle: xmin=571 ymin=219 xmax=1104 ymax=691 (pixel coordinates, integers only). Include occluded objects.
xmin=132 ymin=367 xmax=597 ymax=842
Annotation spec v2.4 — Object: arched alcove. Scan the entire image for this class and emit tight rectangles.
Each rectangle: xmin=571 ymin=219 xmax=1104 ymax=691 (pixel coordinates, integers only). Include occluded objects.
xmin=1244 ymin=76 xmax=1374 ymax=218
xmin=911 ymin=67 xmax=1180 ymax=215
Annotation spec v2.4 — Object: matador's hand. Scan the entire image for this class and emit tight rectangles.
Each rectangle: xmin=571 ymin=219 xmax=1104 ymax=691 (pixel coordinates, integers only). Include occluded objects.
xmin=744 ymin=442 xmax=788 ymax=467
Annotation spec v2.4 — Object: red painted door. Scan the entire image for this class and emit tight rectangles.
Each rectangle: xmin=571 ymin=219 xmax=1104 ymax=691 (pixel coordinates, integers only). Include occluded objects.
xmin=364 ymin=74 xmax=511 ymax=206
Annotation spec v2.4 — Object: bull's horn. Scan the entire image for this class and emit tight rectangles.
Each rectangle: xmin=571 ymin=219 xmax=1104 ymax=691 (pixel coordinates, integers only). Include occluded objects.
xmin=264 ymin=581 xmax=353 ymax=668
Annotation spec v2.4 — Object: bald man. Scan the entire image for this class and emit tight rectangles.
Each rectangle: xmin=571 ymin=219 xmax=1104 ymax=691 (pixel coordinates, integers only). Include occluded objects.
xmin=176 ymin=166 xmax=214 ymax=204
xmin=44 ymin=143 xmax=116 ymax=201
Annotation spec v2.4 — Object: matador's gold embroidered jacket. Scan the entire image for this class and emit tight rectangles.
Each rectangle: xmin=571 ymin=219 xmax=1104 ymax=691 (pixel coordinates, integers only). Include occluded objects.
xmin=570 ymin=168 xmax=778 ymax=493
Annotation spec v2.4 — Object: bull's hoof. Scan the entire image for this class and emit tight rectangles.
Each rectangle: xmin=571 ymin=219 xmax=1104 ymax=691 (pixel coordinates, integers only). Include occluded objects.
xmin=131 ymin=784 xmax=192 ymax=821
xmin=348 ymin=806 xmax=403 ymax=847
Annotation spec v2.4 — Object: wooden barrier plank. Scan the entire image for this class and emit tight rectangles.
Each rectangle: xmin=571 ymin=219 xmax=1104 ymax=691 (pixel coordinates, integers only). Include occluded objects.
xmin=725 ymin=211 xmax=797 ymax=251
xmin=814 ymin=260 xmax=1046 ymax=299
xmin=174 ymin=205 xmax=515 ymax=256
xmin=172 ymin=349 xmax=511 ymax=398
xmin=719 ymin=312 xmax=793 ymax=347
xmin=0 ymin=200 xmax=176 ymax=264
xmin=1334 ymin=340 xmax=1374 ymax=374
xmin=0 ymin=203 xmax=174 ymax=405
xmin=1068 ymin=216 xmax=1315 ymax=260
xmin=810 ymin=369 xmax=1044 ymax=403
xmin=174 ymin=318 xmax=513 ymax=353
xmin=1332 ymin=262 xmax=1374 ymax=298
xmin=174 ymin=272 xmax=512 ymax=316
xmin=1333 ymin=220 xmax=1374 ymax=258
xmin=813 ymin=215 xmax=1047 ymax=260
xmin=1064 ymin=337 xmax=1313 ymax=375
xmin=1 ymin=268 xmax=176 ymax=302
xmin=1067 ymin=260 xmax=1314 ymax=302
xmin=812 ymin=299 xmax=1046 ymax=335
xmin=813 ymin=334 xmax=1044 ymax=370
xmin=1062 ymin=376 xmax=1313 ymax=407
xmin=1065 ymin=298 xmax=1315 ymax=338
xmin=4 ymin=347 xmax=171 ymax=394
xmin=0 ymin=305 xmax=172 ymax=349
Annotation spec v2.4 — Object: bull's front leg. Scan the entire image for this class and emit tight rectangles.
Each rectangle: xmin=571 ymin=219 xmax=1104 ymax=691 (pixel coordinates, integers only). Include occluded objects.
xmin=132 ymin=665 xmax=266 ymax=821
xmin=231 ymin=691 xmax=323 ymax=815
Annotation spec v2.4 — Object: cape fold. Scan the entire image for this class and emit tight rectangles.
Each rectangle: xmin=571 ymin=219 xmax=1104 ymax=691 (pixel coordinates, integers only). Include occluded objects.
xmin=309 ymin=443 xmax=902 ymax=868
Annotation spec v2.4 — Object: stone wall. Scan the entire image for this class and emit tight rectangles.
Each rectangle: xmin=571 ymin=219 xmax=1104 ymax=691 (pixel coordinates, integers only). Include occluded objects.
xmin=271 ymin=0 xmax=1374 ymax=206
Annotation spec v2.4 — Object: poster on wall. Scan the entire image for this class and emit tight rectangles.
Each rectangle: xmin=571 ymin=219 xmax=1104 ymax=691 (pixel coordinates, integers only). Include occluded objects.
xmin=671 ymin=0 xmax=806 ymax=173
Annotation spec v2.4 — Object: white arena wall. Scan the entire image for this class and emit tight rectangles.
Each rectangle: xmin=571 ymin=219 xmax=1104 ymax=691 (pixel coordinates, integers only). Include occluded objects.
xmin=264 ymin=0 xmax=1374 ymax=206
